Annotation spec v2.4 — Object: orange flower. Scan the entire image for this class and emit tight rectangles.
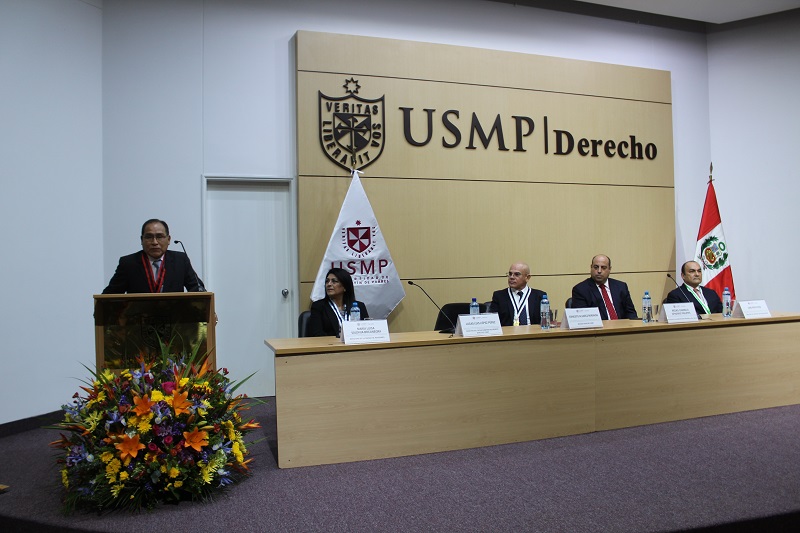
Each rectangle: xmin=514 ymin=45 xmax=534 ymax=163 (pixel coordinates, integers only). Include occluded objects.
xmin=239 ymin=420 xmax=261 ymax=430
xmin=115 ymin=434 xmax=145 ymax=461
xmin=171 ymin=390 xmax=192 ymax=416
xmin=182 ymin=427 xmax=209 ymax=452
xmin=132 ymin=394 xmax=155 ymax=417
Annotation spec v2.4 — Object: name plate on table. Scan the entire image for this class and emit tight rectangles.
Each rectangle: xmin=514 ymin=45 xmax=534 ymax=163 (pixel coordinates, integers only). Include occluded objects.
xmin=659 ymin=303 xmax=699 ymax=323
xmin=455 ymin=313 xmax=503 ymax=337
xmin=561 ymin=308 xmax=603 ymax=330
xmin=733 ymin=300 xmax=771 ymax=319
xmin=341 ymin=319 xmax=391 ymax=345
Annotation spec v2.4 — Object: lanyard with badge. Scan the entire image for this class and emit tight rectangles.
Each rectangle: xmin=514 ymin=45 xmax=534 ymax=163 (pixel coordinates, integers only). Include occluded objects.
xmin=509 ymin=287 xmax=531 ymax=326
xmin=141 ymin=253 xmax=166 ymax=293
xmin=327 ymin=299 xmax=347 ymax=331
xmin=687 ymin=285 xmax=711 ymax=315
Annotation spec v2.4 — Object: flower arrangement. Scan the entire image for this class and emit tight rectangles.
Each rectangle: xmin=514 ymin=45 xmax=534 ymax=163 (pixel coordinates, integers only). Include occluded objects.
xmin=51 ymin=339 xmax=261 ymax=512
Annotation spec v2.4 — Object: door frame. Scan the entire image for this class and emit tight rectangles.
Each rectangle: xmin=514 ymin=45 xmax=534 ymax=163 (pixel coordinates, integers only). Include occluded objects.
xmin=201 ymin=174 xmax=299 ymax=335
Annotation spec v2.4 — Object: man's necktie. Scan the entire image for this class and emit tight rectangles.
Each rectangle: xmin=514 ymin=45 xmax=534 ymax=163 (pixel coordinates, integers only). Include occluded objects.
xmin=153 ymin=260 xmax=161 ymax=279
xmin=599 ymin=284 xmax=618 ymax=320
xmin=517 ymin=291 xmax=527 ymax=324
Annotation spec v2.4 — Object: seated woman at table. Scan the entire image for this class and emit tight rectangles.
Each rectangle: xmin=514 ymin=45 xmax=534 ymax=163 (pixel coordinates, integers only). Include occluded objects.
xmin=307 ymin=268 xmax=369 ymax=337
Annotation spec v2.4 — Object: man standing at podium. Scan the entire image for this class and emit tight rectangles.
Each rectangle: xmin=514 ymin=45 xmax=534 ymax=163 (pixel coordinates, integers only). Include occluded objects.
xmin=571 ymin=254 xmax=638 ymax=320
xmin=490 ymin=262 xmax=546 ymax=326
xmin=103 ymin=219 xmax=204 ymax=294
xmin=665 ymin=260 xmax=722 ymax=315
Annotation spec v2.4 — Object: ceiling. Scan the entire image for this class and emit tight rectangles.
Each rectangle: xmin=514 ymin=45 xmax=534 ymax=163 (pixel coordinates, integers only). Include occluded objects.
xmin=578 ymin=0 xmax=800 ymax=24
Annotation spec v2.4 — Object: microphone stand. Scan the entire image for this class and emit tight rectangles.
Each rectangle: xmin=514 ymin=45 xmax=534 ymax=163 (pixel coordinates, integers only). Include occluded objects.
xmin=666 ymin=273 xmax=700 ymax=318
xmin=408 ymin=280 xmax=456 ymax=334
xmin=174 ymin=240 xmax=206 ymax=292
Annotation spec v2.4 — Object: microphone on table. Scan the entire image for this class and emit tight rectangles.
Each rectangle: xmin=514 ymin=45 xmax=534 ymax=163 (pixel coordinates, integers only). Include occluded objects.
xmin=407 ymin=280 xmax=456 ymax=334
xmin=666 ymin=273 xmax=700 ymax=317
xmin=174 ymin=240 xmax=206 ymax=292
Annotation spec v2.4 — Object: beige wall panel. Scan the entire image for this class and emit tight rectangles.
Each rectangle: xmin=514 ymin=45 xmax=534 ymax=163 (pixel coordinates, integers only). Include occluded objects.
xmin=297 ymin=31 xmax=671 ymax=104
xmin=596 ymin=323 xmax=800 ymax=429
xmin=299 ymin=72 xmax=673 ymax=186
xmin=299 ymin=176 xmax=675 ymax=278
xmin=275 ymin=336 xmax=595 ymax=467
xmin=300 ymin=271 xmax=676 ymax=333
xmin=296 ymin=32 xmax=675 ymax=334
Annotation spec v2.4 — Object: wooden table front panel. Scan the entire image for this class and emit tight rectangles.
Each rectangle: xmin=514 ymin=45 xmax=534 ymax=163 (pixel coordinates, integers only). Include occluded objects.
xmin=275 ymin=336 xmax=594 ymax=468
xmin=596 ymin=321 xmax=800 ymax=430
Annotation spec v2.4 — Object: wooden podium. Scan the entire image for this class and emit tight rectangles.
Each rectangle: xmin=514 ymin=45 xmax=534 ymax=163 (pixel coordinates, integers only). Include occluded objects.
xmin=93 ymin=292 xmax=216 ymax=371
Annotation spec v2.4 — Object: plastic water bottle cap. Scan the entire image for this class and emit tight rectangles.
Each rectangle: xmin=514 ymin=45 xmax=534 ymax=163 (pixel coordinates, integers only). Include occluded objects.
xmin=645 ymin=291 xmax=649 ymax=296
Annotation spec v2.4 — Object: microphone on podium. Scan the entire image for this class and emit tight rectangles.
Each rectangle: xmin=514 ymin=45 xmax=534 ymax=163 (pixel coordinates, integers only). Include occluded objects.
xmin=407 ymin=280 xmax=456 ymax=334
xmin=174 ymin=240 xmax=206 ymax=292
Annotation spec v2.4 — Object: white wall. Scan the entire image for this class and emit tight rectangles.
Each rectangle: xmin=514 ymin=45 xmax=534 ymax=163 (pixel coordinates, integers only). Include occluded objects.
xmin=0 ymin=0 xmax=103 ymax=424
xmin=102 ymin=0 xmax=204 ymax=270
xmin=3 ymin=0 xmax=797 ymax=423
xmin=706 ymin=11 xmax=800 ymax=310
xmin=103 ymin=0 xmax=713 ymax=278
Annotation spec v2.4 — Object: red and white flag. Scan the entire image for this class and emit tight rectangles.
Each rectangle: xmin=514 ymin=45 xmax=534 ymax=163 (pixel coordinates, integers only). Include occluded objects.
xmin=694 ymin=180 xmax=735 ymax=300
xmin=311 ymin=170 xmax=405 ymax=319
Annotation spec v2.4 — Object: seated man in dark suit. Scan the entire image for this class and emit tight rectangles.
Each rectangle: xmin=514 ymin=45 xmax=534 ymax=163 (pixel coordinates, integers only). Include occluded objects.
xmin=571 ymin=254 xmax=638 ymax=320
xmin=103 ymin=219 xmax=205 ymax=294
xmin=664 ymin=260 xmax=722 ymax=315
xmin=490 ymin=262 xmax=546 ymax=326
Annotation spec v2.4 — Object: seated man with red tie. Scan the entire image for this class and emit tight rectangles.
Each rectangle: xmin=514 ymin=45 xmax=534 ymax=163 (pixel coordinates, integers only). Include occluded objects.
xmin=490 ymin=262 xmax=547 ymax=326
xmin=570 ymin=254 xmax=638 ymax=320
xmin=103 ymin=219 xmax=205 ymax=294
xmin=664 ymin=260 xmax=722 ymax=315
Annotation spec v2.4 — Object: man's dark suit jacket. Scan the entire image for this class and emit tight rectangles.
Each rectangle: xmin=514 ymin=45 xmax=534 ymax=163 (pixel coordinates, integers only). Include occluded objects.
xmin=103 ymin=250 xmax=204 ymax=294
xmin=571 ymin=277 xmax=639 ymax=320
xmin=665 ymin=285 xmax=722 ymax=315
xmin=307 ymin=298 xmax=370 ymax=337
xmin=490 ymin=287 xmax=546 ymax=327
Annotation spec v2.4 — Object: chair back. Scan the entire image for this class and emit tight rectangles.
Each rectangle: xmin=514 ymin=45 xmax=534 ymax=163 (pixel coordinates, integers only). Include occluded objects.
xmin=565 ymin=297 xmax=573 ymax=309
xmin=298 ymin=310 xmax=312 ymax=338
xmin=434 ymin=303 xmax=472 ymax=331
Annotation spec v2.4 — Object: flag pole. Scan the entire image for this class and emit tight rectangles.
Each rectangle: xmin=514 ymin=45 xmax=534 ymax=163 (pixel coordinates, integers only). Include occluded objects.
xmin=708 ymin=162 xmax=713 ymax=184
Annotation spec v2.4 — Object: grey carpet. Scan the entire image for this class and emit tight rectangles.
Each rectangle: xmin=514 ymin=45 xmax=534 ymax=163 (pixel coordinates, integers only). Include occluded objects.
xmin=2 ymin=399 xmax=800 ymax=532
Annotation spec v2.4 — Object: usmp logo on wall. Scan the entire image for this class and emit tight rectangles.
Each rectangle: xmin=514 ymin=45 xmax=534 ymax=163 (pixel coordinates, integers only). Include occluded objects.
xmin=319 ymin=78 xmax=385 ymax=171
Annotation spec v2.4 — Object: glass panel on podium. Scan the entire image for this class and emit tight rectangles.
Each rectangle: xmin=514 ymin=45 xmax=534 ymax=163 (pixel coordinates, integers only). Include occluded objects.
xmin=93 ymin=293 xmax=215 ymax=371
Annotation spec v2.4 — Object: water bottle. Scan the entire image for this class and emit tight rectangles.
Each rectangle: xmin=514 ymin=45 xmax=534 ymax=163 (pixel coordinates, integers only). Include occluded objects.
xmin=349 ymin=302 xmax=361 ymax=322
xmin=722 ymin=287 xmax=732 ymax=318
xmin=540 ymin=293 xmax=550 ymax=330
xmin=642 ymin=291 xmax=652 ymax=323
xmin=469 ymin=297 xmax=480 ymax=315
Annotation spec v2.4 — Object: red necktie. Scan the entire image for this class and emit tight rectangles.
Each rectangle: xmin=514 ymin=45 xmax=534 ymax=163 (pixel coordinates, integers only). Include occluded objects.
xmin=599 ymin=284 xmax=618 ymax=320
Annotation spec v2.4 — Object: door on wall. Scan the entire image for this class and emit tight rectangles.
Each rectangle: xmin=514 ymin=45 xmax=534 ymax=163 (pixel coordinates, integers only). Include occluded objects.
xmin=206 ymin=179 xmax=293 ymax=397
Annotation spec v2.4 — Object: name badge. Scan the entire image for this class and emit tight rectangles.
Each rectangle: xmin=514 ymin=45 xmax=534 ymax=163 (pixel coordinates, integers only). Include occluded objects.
xmin=455 ymin=313 xmax=503 ymax=337
xmin=341 ymin=319 xmax=391 ymax=345
xmin=732 ymin=300 xmax=771 ymax=319
xmin=561 ymin=308 xmax=603 ymax=330
xmin=659 ymin=303 xmax=698 ymax=323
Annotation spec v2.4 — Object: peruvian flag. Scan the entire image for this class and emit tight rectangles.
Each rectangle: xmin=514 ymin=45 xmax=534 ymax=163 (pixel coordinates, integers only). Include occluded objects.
xmin=694 ymin=180 xmax=735 ymax=300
